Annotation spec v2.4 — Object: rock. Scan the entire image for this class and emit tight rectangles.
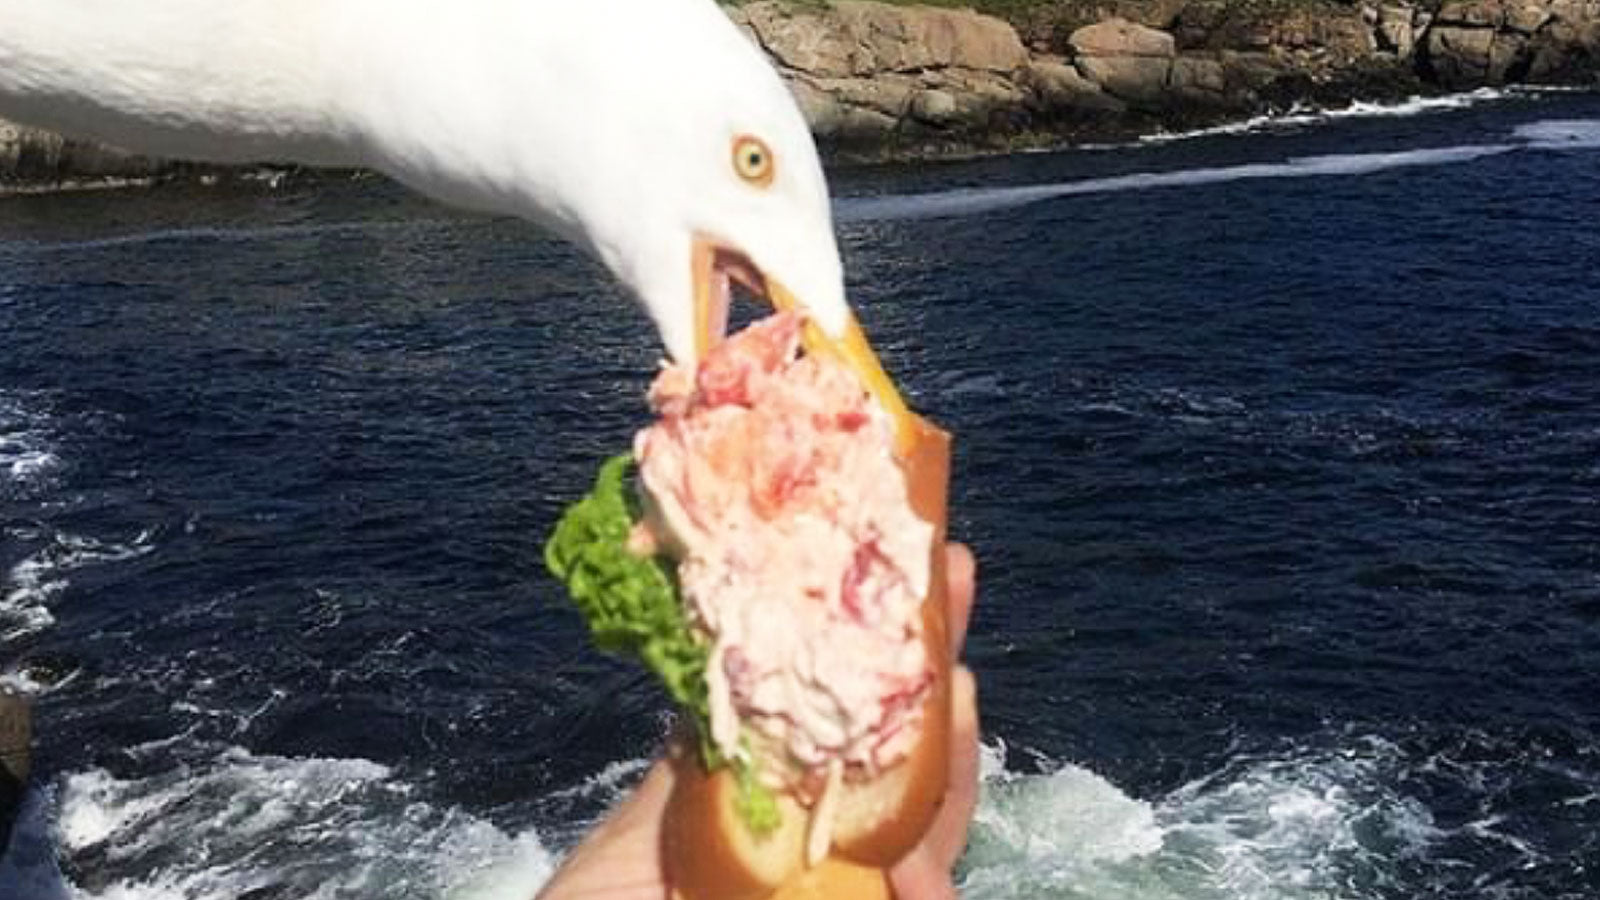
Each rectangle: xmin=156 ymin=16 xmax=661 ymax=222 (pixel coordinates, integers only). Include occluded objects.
xmin=1507 ymin=3 xmax=1556 ymax=33
xmin=1376 ymin=3 xmax=1421 ymax=58
xmin=732 ymin=1 xmax=1027 ymax=78
xmin=1436 ymin=0 xmax=1501 ymax=27
xmin=1420 ymin=0 xmax=1600 ymax=85
xmin=1069 ymin=17 xmax=1177 ymax=58
xmin=1069 ymin=18 xmax=1176 ymax=109
xmin=786 ymin=78 xmax=899 ymax=141
xmin=1168 ymin=55 xmax=1232 ymax=106
xmin=1076 ymin=55 xmax=1174 ymax=107
xmin=1019 ymin=59 xmax=1128 ymax=114
xmin=0 ymin=693 xmax=29 ymax=856
xmin=786 ymin=78 xmax=846 ymax=135
xmin=1219 ymin=50 xmax=1295 ymax=92
xmin=909 ymin=89 xmax=960 ymax=125
xmin=1170 ymin=3 xmax=1281 ymax=52
xmin=1427 ymin=23 xmax=1500 ymax=83
xmin=830 ymin=105 xmax=900 ymax=140
xmin=1489 ymin=30 xmax=1534 ymax=79
xmin=1270 ymin=7 xmax=1377 ymax=58
xmin=730 ymin=1 xmax=1037 ymax=145
xmin=1527 ymin=1 xmax=1600 ymax=81
xmin=0 ymin=117 xmax=163 ymax=181
xmin=814 ymin=74 xmax=919 ymax=117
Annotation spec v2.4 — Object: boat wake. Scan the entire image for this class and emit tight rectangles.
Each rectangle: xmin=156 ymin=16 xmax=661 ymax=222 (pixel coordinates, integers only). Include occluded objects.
xmin=2 ymin=728 xmax=1587 ymax=900
xmin=961 ymin=730 xmax=1595 ymax=900
xmin=961 ymin=737 xmax=1436 ymax=900
xmin=836 ymin=116 xmax=1600 ymax=223
xmin=0 ymin=744 xmax=555 ymax=900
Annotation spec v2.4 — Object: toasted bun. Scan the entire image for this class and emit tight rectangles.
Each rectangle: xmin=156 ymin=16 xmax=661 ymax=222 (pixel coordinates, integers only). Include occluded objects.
xmin=664 ymin=417 xmax=952 ymax=900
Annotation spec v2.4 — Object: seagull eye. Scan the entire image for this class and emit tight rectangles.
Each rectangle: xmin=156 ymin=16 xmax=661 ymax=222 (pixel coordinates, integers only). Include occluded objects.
xmin=732 ymin=135 xmax=775 ymax=188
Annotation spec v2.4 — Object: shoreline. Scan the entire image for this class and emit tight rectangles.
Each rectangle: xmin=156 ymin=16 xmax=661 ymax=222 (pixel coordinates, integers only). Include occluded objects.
xmin=1 ymin=85 xmax=1582 ymax=199
xmin=2 ymin=0 xmax=1598 ymax=188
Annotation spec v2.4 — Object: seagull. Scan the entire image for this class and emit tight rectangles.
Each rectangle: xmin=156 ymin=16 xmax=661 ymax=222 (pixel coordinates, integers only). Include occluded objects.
xmin=0 ymin=0 xmax=912 ymax=436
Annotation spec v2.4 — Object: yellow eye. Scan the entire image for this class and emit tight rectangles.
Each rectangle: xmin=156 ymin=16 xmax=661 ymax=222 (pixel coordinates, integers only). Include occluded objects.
xmin=732 ymin=135 xmax=775 ymax=188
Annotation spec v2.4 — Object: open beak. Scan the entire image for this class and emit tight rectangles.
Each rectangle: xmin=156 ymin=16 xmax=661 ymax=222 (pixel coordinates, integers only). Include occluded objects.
xmin=691 ymin=235 xmax=915 ymax=455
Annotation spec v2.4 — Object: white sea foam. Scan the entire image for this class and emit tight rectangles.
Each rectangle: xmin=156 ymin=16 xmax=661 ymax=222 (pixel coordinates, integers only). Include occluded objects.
xmin=960 ymin=737 xmax=1439 ymax=899
xmin=836 ymin=143 xmax=1519 ymax=222
xmin=836 ymin=96 xmax=1600 ymax=224
xmin=546 ymin=756 xmax=652 ymax=806
xmin=2 ymin=529 xmax=156 ymax=645
xmin=1138 ymin=89 xmax=1510 ymax=146
xmin=0 ymin=746 xmax=557 ymax=900
xmin=0 ymin=392 xmax=61 ymax=492
xmin=1514 ymin=117 xmax=1600 ymax=148
xmin=2 ymin=732 xmax=1578 ymax=899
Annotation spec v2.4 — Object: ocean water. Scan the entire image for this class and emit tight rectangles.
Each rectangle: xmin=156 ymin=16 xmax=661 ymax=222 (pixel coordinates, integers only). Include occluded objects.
xmin=2 ymin=88 xmax=1599 ymax=899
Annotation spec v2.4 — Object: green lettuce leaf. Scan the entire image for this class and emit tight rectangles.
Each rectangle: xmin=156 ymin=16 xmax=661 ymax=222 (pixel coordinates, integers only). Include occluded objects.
xmin=543 ymin=453 xmax=779 ymax=835
xmin=544 ymin=453 xmax=711 ymax=725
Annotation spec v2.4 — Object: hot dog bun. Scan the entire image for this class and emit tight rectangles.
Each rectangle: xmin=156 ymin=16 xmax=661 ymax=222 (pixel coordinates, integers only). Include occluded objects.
xmin=664 ymin=418 xmax=952 ymax=900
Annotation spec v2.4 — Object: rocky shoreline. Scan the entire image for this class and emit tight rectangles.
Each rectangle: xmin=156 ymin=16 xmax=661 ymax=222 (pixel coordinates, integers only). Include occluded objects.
xmin=1 ymin=0 xmax=1597 ymax=182
xmin=733 ymin=0 xmax=1600 ymax=158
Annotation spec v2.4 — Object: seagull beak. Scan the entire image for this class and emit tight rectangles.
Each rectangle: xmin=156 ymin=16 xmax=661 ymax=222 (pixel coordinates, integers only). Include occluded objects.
xmin=691 ymin=234 xmax=915 ymax=454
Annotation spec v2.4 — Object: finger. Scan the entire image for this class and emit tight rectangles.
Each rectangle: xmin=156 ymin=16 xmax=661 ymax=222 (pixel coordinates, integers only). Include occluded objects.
xmin=926 ymin=665 xmax=981 ymax=869
xmin=889 ymin=666 xmax=980 ymax=899
xmin=944 ymin=543 xmax=975 ymax=657
xmin=536 ymin=760 xmax=675 ymax=899
xmin=887 ymin=847 xmax=959 ymax=900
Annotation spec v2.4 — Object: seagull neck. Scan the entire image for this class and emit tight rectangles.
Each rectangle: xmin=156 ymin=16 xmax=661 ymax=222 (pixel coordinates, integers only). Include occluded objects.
xmin=0 ymin=0 xmax=363 ymax=167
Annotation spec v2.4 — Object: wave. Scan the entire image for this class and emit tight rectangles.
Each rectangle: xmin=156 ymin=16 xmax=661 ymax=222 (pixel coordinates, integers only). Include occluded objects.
xmin=2 ymin=728 xmax=1589 ymax=899
xmin=836 ymin=143 xmax=1519 ymax=222
xmin=1 ymin=529 xmax=155 ymax=646
xmin=1513 ymin=118 xmax=1600 ymax=148
xmin=959 ymin=740 xmax=1429 ymax=899
xmin=0 ymin=391 xmax=62 ymax=496
xmin=838 ymin=115 xmax=1600 ymax=223
xmin=959 ymin=731 xmax=1593 ymax=900
xmin=1137 ymin=88 xmax=1511 ymax=146
xmin=0 ymin=746 xmax=556 ymax=900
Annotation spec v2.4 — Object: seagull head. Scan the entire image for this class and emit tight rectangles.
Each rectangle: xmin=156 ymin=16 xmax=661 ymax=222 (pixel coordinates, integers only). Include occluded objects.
xmin=488 ymin=1 xmax=909 ymax=433
xmin=605 ymin=59 xmax=844 ymax=367
xmin=359 ymin=1 xmax=911 ymax=433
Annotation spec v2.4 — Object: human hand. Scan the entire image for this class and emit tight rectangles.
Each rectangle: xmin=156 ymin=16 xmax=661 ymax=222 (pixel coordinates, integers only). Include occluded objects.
xmin=535 ymin=543 xmax=981 ymax=900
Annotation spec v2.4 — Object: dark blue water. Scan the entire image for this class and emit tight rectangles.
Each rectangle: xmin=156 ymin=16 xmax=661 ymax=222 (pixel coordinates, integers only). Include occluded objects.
xmin=2 ymin=89 xmax=1599 ymax=899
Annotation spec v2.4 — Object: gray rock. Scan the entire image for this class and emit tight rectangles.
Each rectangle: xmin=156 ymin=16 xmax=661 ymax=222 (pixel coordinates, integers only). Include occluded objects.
xmin=1427 ymin=24 xmax=1498 ymax=84
xmin=831 ymin=105 xmax=900 ymax=141
xmin=1529 ymin=8 xmax=1600 ymax=79
xmin=1020 ymin=59 xmax=1128 ymax=114
xmin=1070 ymin=17 xmax=1177 ymax=58
xmin=1077 ymin=54 xmax=1175 ymax=108
xmin=909 ymin=89 xmax=960 ymax=125
xmin=1376 ymin=4 xmax=1421 ymax=58
xmin=786 ymin=79 xmax=898 ymax=140
xmin=1170 ymin=55 xmax=1228 ymax=93
xmin=732 ymin=0 xmax=1027 ymax=78
xmin=1219 ymin=51 xmax=1294 ymax=91
xmin=0 ymin=693 xmax=29 ymax=856
xmin=815 ymin=74 xmax=919 ymax=117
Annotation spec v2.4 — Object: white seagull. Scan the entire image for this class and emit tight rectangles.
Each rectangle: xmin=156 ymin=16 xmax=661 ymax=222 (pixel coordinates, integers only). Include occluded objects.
xmin=0 ymin=0 xmax=911 ymax=434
